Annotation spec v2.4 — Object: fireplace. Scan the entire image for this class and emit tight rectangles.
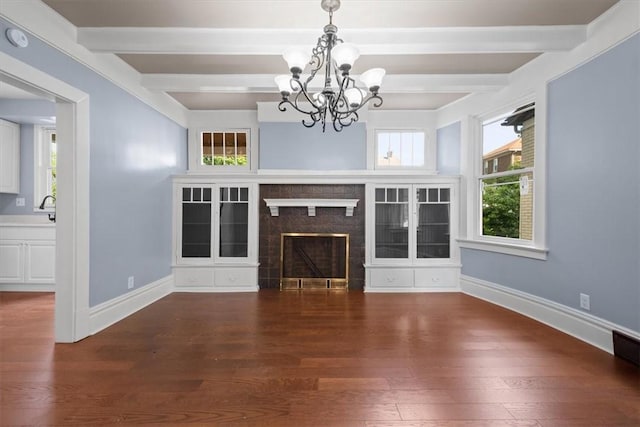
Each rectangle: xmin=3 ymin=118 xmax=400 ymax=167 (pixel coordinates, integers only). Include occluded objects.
xmin=280 ymin=233 xmax=349 ymax=290
xmin=259 ymin=184 xmax=365 ymax=290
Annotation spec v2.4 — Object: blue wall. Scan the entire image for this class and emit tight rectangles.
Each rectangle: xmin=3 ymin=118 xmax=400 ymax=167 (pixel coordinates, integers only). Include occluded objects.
xmin=1 ymin=19 xmax=188 ymax=306
xmin=436 ymin=121 xmax=461 ymax=175
xmin=462 ymin=34 xmax=640 ymax=333
xmin=259 ymin=122 xmax=366 ymax=170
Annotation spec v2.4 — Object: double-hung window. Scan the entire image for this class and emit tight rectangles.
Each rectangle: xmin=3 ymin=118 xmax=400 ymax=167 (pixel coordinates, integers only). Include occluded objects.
xmin=480 ymin=102 xmax=534 ymax=241
xmin=460 ymin=100 xmax=546 ymax=259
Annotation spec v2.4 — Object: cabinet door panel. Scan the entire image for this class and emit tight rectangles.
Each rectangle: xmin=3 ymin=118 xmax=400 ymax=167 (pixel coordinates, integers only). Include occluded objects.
xmin=214 ymin=267 xmax=256 ymax=288
xmin=0 ymin=242 xmax=23 ymax=282
xmin=25 ymin=243 xmax=55 ymax=283
xmin=368 ymin=268 xmax=414 ymax=288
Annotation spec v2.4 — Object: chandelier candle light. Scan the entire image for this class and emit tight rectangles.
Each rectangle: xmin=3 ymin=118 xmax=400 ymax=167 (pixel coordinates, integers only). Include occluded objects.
xmin=275 ymin=0 xmax=385 ymax=132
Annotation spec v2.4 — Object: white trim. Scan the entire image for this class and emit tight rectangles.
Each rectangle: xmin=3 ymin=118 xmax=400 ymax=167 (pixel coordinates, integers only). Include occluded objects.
xmin=364 ymin=288 xmax=460 ymax=293
xmin=458 ymin=239 xmax=548 ymax=260
xmin=460 ymin=275 xmax=640 ymax=354
xmin=0 ymin=51 xmax=91 ymax=343
xmin=89 ymin=275 xmax=173 ymax=335
xmin=76 ymin=25 xmax=587 ymax=55
xmin=436 ymin=1 xmax=640 ymax=128
xmin=0 ymin=0 xmax=188 ymax=127
xmin=0 ymin=284 xmax=54 ymax=292
xmin=173 ymin=286 xmax=259 ymax=293
xmin=461 ymin=94 xmax=546 ymax=258
xmin=175 ymin=171 xmax=460 ymax=184
xmin=142 ymin=73 xmax=507 ymax=94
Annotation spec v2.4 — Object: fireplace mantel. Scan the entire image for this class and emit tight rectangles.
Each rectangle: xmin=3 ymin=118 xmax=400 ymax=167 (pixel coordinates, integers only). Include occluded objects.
xmin=264 ymin=198 xmax=359 ymax=217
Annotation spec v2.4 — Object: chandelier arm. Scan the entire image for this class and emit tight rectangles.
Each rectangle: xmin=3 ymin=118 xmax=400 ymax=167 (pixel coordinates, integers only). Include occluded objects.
xmin=276 ymin=0 xmax=383 ymax=132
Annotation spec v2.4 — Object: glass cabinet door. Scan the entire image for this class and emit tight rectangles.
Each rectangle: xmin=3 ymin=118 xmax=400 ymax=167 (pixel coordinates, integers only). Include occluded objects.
xmin=374 ymin=187 xmax=410 ymax=259
xmin=219 ymin=186 xmax=249 ymax=258
xmin=181 ymin=186 xmax=212 ymax=258
xmin=416 ymin=187 xmax=450 ymax=258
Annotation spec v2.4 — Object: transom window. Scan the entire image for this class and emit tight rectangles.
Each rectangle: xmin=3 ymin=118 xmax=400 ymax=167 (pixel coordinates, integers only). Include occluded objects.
xmin=375 ymin=130 xmax=425 ymax=168
xmin=480 ymin=102 xmax=534 ymax=241
xmin=201 ymin=130 xmax=249 ymax=167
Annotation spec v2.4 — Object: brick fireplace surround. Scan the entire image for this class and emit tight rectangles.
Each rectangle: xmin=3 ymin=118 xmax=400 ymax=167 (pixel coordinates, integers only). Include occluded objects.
xmin=258 ymin=184 xmax=365 ymax=289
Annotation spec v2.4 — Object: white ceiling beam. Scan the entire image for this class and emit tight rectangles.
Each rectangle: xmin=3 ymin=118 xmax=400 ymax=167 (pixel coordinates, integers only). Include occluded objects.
xmin=141 ymin=73 xmax=508 ymax=94
xmin=78 ymin=26 xmax=586 ymax=55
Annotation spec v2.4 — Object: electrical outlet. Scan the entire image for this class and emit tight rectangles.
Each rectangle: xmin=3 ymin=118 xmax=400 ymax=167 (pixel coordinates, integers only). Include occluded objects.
xmin=15 ymin=198 xmax=25 ymax=207
xmin=127 ymin=276 xmax=134 ymax=289
xmin=580 ymin=293 xmax=590 ymax=311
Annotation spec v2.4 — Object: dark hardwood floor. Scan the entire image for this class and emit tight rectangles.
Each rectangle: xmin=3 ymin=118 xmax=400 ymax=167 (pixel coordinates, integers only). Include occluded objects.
xmin=1 ymin=290 xmax=638 ymax=426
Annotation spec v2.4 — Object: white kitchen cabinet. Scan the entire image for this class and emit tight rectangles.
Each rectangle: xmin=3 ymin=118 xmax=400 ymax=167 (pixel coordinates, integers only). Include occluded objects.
xmin=0 ymin=222 xmax=55 ymax=290
xmin=0 ymin=118 xmax=20 ymax=194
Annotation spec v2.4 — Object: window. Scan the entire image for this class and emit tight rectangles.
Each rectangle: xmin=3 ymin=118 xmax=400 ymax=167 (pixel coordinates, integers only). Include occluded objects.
xmin=34 ymin=126 xmax=56 ymax=210
xmin=480 ymin=102 xmax=534 ymax=241
xmin=201 ymin=130 xmax=249 ymax=167
xmin=376 ymin=130 xmax=425 ymax=168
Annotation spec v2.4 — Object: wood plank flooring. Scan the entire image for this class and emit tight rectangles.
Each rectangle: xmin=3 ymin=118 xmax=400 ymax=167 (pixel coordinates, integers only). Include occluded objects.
xmin=1 ymin=290 xmax=639 ymax=426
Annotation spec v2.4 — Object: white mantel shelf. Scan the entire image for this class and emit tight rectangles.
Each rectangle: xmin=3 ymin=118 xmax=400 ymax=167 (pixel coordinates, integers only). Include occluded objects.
xmin=264 ymin=198 xmax=359 ymax=217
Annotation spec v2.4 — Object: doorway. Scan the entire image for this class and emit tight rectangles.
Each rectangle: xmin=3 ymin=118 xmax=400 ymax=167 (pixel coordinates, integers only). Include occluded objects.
xmin=0 ymin=51 xmax=90 ymax=342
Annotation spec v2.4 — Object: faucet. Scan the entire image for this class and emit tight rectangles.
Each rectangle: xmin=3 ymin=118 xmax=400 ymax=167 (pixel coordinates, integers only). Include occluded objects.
xmin=38 ymin=195 xmax=56 ymax=222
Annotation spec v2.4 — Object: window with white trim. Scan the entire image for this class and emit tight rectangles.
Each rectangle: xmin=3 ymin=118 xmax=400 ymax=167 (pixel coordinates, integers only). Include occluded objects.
xmin=480 ymin=102 xmax=534 ymax=241
xmin=34 ymin=126 xmax=56 ymax=210
xmin=200 ymin=130 xmax=249 ymax=168
xmin=375 ymin=130 xmax=425 ymax=168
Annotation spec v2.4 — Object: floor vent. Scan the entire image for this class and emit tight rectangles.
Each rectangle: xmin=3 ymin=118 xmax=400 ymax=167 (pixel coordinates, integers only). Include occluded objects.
xmin=612 ymin=330 xmax=640 ymax=367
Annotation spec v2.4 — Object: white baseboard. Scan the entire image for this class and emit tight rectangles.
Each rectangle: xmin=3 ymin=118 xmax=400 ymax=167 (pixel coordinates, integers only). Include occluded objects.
xmin=89 ymin=275 xmax=173 ymax=335
xmin=0 ymin=284 xmax=55 ymax=292
xmin=460 ymin=274 xmax=640 ymax=354
xmin=364 ymin=286 xmax=460 ymax=293
xmin=174 ymin=286 xmax=259 ymax=293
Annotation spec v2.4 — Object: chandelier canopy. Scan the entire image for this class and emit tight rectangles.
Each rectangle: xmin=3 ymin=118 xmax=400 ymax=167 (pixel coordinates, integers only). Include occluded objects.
xmin=275 ymin=0 xmax=385 ymax=132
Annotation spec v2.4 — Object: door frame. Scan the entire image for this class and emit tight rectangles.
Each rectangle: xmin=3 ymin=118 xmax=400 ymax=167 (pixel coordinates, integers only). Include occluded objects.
xmin=1 ymin=51 xmax=90 ymax=342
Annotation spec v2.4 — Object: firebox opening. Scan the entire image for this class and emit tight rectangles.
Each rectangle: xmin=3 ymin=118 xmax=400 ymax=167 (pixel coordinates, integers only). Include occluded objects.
xmin=280 ymin=233 xmax=349 ymax=290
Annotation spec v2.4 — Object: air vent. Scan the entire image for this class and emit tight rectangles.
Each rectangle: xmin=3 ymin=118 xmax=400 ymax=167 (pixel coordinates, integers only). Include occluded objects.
xmin=612 ymin=330 xmax=640 ymax=367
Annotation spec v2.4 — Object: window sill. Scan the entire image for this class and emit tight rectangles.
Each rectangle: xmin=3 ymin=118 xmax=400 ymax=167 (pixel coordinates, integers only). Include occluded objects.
xmin=457 ymin=239 xmax=548 ymax=260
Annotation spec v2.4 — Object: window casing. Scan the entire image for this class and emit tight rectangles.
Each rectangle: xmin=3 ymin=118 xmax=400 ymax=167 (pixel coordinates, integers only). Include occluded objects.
xmin=459 ymin=97 xmax=546 ymax=260
xmin=34 ymin=126 xmax=56 ymax=210
xmin=375 ymin=130 xmax=426 ymax=169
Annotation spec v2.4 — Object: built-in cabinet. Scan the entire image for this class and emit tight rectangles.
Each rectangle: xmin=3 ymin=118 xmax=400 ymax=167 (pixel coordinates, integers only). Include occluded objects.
xmin=0 ymin=223 xmax=55 ymax=290
xmin=364 ymin=181 xmax=460 ymax=291
xmin=173 ymin=179 xmax=258 ymax=291
xmin=0 ymin=118 xmax=20 ymax=194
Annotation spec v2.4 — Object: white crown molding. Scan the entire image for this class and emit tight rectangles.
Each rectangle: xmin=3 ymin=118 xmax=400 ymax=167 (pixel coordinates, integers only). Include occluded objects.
xmin=0 ymin=0 xmax=188 ymax=127
xmin=436 ymin=0 xmax=640 ymax=127
xmin=460 ymin=275 xmax=640 ymax=354
xmin=77 ymin=25 xmax=586 ymax=55
xmin=142 ymin=73 xmax=508 ymax=94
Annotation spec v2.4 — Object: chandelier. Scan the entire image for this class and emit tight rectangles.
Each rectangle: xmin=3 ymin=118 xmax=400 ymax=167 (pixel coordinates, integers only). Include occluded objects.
xmin=275 ymin=0 xmax=385 ymax=132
